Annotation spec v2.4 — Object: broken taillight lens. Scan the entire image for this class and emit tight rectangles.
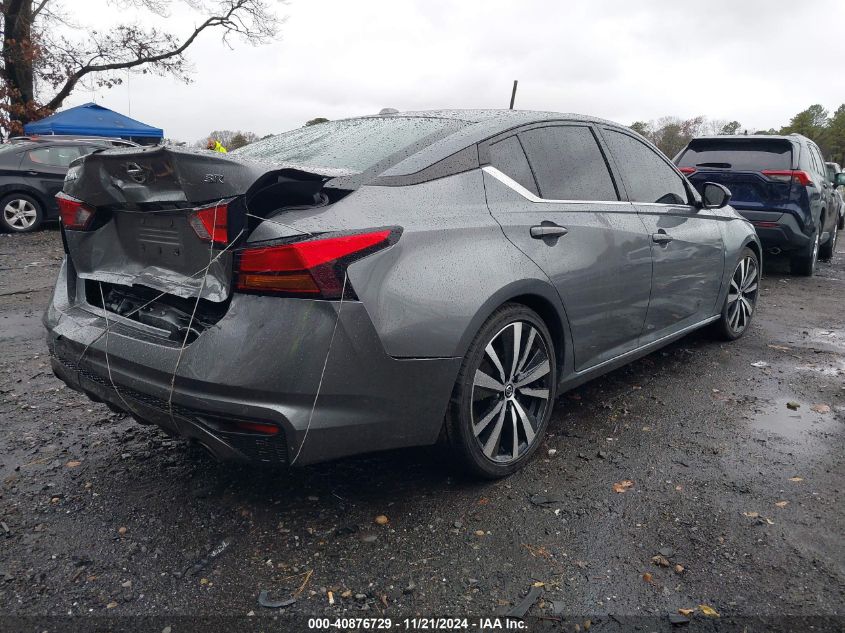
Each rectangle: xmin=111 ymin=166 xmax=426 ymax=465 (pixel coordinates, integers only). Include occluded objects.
xmin=56 ymin=192 xmax=95 ymax=230
xmin=189 ymin=202 xmax=228 ymax=245
xmin=236 ymin=228 xmax=399 ymax=299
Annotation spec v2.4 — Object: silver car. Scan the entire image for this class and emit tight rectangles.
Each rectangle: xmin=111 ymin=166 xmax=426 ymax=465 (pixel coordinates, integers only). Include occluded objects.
xmin=45 ymin=110 xmax=761 ymax=478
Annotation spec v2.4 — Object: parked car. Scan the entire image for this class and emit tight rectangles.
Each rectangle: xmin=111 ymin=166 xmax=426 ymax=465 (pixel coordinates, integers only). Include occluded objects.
xmin=825 ymin=161 xmax=845 ymax=231
xmin=675 ymin=134 xmax=844 ymax=275
xmin=45 ymin=111 xmax=761 ymax=478
xmin=0 ymin=137 xmax=137 ymax=232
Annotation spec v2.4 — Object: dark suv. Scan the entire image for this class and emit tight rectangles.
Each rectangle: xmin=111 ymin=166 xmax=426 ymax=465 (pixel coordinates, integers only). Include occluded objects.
xmin=675 ymin=134 xmax=844 ymax=275
xmin=0 ymin=137 xmax=135 ymax=232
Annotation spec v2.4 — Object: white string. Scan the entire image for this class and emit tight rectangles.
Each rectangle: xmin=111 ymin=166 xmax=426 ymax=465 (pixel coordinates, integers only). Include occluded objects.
xmin=165 ymin=199 xmax=226 ymax=428
xmin=245 ymin=212 xmax=312 ymax=237
xmin=96 ymin=282 xmax=138 ymax=416
xmin=290 ymin=272 xmax=348 ymax=466
xmin=74 ymin=225 xmax=244 ymax=367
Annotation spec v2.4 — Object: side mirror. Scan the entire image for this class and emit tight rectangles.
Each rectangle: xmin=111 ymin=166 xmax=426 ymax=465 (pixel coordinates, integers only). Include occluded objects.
xmin=835 ymin=172 xmax=845 ymax=187
xmin=702 ymin=182 xmax=732 ymax=209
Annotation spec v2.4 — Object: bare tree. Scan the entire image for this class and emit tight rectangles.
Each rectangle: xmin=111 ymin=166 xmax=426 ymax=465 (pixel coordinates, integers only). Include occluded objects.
xmin=0 ymin=0 xmax=283 ymax=135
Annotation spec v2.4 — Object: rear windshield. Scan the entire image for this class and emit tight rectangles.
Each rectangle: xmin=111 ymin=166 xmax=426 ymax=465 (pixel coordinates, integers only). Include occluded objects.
xmin=676 ymin=139 xmax=792 ymax=171
xmin=233 ymin=117 xmax=466 ymax=171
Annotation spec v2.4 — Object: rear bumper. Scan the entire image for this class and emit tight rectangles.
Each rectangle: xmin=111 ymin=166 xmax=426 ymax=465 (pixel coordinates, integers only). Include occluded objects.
xmin=45 ymin=260 xmax=460 ymax=465
xmin=735 ymin=209 xmax=809 ymax=252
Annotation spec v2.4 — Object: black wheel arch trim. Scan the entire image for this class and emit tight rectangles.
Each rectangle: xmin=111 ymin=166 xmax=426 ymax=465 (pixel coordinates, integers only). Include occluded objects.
xmin=456 ymin=278 xmax=573 ymax=382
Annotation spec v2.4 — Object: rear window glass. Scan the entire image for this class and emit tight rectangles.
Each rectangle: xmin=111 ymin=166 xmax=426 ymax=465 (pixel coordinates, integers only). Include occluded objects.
xmin=676 ymin=139 xmax=792 ymax=171
xmin=488 ymin=135 xmax=539 ymax=195
xmin=233 ymin=117 xmax=466 ymax=171
xmin=0 ymin=143 xmax=23 ymax=156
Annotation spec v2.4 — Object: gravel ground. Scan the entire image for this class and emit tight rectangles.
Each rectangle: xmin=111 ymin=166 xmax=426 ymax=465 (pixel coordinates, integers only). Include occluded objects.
xmin=0 ymin=226 xmax=843 ymax=632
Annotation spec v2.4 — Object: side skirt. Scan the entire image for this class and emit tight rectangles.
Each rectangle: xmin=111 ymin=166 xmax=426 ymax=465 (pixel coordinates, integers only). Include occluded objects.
xmin=557 ymin=315 xmax=720 ymax=393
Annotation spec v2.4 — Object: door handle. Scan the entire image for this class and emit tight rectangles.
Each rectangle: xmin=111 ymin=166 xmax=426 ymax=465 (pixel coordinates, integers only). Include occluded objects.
xmin=652 ymin=232 xmax=673 ymax=244
xmin=26 ymin=170 xmax=39 ymax=176
xmin=530 ymin=224 xmax=568 ymax=239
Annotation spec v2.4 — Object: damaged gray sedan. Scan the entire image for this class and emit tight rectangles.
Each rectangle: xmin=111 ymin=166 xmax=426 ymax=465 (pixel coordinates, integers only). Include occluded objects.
xmin=45 ymin=110 xmax=761 ymax=478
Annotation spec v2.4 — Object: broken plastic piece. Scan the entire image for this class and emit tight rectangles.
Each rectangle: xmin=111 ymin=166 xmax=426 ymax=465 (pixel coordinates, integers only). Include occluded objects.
xmin=506 ymin=585 xmax=543 ymax=618
xmin=258 ymin=590 xmax=296 ymax=609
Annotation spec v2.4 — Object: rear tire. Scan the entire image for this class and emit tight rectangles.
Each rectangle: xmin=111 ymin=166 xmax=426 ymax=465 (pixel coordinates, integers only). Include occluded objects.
xmin=819 ymin=221 xmax=838 ymax=261
xmin=0 ymin=193 xmax=43 ymax=233
xmin=444 ymin=303 xmax=557 ymax=479
xmin=790 ymin=229 xmax=819 ymax=276
xmin=712 ymin=247 xmax=760 ymax=341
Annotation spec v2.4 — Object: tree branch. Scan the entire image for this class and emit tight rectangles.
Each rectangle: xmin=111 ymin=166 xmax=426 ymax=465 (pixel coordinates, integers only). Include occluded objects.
xmin=42 ymin=0 xmax=280 ymax=111
xmin=31 ymin=0 xmax=51 ymax=18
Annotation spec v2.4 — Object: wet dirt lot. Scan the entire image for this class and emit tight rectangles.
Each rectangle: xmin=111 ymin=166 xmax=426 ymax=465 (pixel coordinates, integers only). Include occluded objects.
xmin=0 ymin=227 xmax=843 ymax=631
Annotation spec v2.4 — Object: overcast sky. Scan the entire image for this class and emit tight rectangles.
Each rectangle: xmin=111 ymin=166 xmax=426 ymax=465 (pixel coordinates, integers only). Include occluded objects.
xmin=61 ymin=0 xmax=845 ymax=142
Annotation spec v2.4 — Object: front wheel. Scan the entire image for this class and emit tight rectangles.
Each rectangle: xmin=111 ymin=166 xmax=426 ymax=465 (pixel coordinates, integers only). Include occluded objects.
xmin=712 ymin=247 xmax=760 ymax=341
xmin=0 ymin=193 xmax=43 ymax=233
xmin=445 ymin=304 xmax=557 ymax=479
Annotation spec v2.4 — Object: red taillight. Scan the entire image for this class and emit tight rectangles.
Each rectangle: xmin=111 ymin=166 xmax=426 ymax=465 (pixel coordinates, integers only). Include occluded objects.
xmin=189 ymin=202 xmax=228 ymax=244
xmin=679 ymin=167 xmax=696 ymax=175
xmin=791 ymin=170 xmax=812 ymax=187
xmin=56 ymin=192 xmax=95 ymax=230
xmin=236 ymin=229 xmax=397 ymax=298
xmin=762 ymin=170 xmax=813 ymax=187
xmin=234 ymin=421 xmax=279 ymax=435
xmin=753 ymin=221 xmax=779 ymax=228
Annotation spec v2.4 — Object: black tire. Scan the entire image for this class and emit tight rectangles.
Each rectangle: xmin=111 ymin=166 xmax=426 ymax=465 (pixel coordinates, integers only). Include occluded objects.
xmin=790 ymin=229 xmax=819 ymax=276
xmin=0 ymin=193 xmax=44 ymax=233
xmin=712 ymin=247 xmax=760 ymax=341
xmin=819 ymin=220 xmax=838 ymax=261
xmin=444 ymin=303 xmax=557 ymax=479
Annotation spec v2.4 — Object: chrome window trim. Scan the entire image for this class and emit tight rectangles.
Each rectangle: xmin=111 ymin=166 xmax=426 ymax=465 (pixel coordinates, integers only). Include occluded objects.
xmin=481 ymin=165 xmax=631 ymax=206
xmin=636 ymin=202 xmax=697 ymax=209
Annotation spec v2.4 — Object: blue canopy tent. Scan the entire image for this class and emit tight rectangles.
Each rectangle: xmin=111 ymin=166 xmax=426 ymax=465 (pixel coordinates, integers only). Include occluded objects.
xmin=23 ymin=102 xmax=163 ymax=144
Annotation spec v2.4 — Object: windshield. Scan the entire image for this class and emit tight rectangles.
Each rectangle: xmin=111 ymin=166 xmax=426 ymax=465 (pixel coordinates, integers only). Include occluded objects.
xmin=677 ymin=139 xmax=792 ymax=171
xmin=233 ymin=117 xmax=466 ymax=171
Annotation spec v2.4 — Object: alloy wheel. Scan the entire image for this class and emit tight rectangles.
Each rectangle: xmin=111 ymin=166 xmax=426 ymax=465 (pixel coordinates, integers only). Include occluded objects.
xmin=470 ymin=321 xmax=552 ymax=463
xmin=3 ymin=198 xmax=38 ymax=230
xmin=727 ymin=255 xmax=759 ymax=333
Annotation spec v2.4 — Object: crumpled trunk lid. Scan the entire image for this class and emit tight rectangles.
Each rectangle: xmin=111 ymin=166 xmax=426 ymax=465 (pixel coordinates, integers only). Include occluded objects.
xmin=62 ymin=146 xmax=351 ymax=303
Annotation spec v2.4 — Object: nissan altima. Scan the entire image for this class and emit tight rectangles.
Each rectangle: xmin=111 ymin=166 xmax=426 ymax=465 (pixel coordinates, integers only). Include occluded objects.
xmin=45 ymin=110 xmax=761 ymax=478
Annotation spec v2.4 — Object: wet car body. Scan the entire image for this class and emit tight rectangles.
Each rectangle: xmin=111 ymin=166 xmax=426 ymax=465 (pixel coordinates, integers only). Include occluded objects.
xmin=45 ymin=111 xmax=761 ymax=474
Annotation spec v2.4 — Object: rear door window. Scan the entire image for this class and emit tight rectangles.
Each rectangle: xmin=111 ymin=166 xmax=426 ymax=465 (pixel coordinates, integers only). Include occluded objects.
xmin=810 ymin=145 xmax=826 ymax=179
xmin=519 ymin=125 xmax=618 ymax=200
xmin=603 ymin=129 xmax=690 ymax=205
xmin=676 ymin=139 xmax=792 ymax=171
xmin=25 ymin=145 xmax=85 ymax=168
xmin=487 ymin=135 xmax=539 ymax=195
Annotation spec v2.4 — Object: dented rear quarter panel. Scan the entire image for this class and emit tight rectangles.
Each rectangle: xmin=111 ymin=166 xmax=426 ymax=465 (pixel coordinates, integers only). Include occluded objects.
xmin=247 ymin=169 xmax=566 ymax=360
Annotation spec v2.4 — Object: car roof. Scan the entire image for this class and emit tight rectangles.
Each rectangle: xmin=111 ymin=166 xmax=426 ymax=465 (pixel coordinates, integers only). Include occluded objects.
xmin=6 ymin=136 xmax=137 ymax=147
xmin=354 ymin=108 xmax=620 ymax=127
xmin=688 ymin=133 xmax=808 ymax=144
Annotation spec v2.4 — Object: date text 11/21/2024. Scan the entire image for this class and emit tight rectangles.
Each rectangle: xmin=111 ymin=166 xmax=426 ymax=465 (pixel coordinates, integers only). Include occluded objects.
xmin=307 ymin=618 xmax=528 ymax=630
